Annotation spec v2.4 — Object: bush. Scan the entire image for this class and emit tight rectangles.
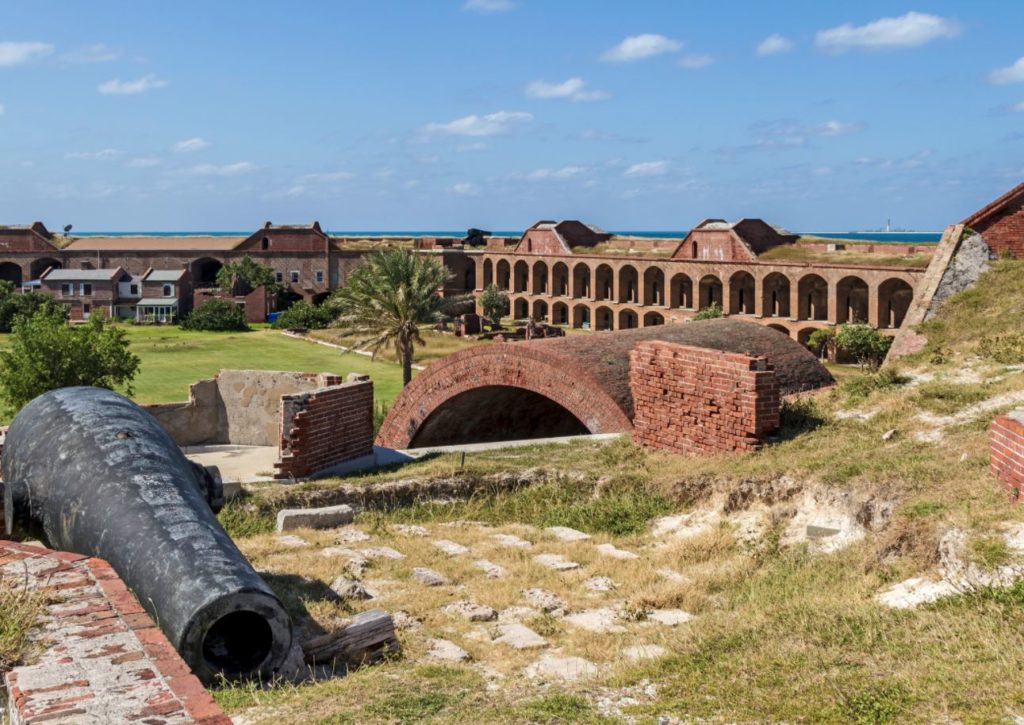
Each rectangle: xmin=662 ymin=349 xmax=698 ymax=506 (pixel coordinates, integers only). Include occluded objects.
xmin=0 ymin=281 xmax=63 ymax=333
xmin=840 ymin=367 xmax=909 ymax=401
xmin=694 ymin=302 xmax=723 ymax=320
xmin=272 ymin=300 xmax=334 ymax=330
xmin=478 ymin=284 xmax=509 ymax=326
xmin=977 ymin=332 xmax=1024 ymax=364
xmin=836 ymin=323 xmax=893 ymax=369
xmin=806 ymin=327 xmax=837 ymax=360
xmin=0 ymin=305 xmax=140 ymax=412
xmin=180 ymin=299 xmax=249 ymax=332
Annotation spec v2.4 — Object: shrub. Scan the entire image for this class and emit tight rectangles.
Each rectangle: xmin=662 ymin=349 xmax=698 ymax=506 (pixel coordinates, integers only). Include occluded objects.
xmin=0 ymin=305 xmax=140 ymax=412
xmin=0 ymin=281 xmax=63 ymax=333
xmin=836 ymin=323 xmax=893 ymax=369
xmin=977 ymin=332 xmax=1024 ymax=364
xmin=478 ymin=284 xmax=509 ymax=327
xmin=180 ymin=298 xmax=249 ymax=332
xmin=694 ymin=302 xmax=723 ymax=320
xmin=840 ymin=367 xmax=909 ymax=401
xmin=215 ymin=256 xmax=280 ymax=297
xmin=806 ymin=327 xmax=837 ymax=360
xmin=272 ymin=300 xmax=334 ymax=330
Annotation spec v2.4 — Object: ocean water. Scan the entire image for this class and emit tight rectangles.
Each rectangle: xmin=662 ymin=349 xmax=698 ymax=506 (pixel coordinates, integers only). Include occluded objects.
xmin=75 ymin=230 xmax=944 ymax=243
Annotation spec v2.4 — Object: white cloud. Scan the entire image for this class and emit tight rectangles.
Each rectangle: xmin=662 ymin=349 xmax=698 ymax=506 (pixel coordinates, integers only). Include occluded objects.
xmin=98 ymin=73 xmax=167 ymax=95
xmin=678 ymin=53 xmax=713 ymax=69
xmin=182 ymin=162 xmax=256 ymax=176
xmin=457 ymin=141 xmax=489 ymax=152
xmin=127 ymin=157 xmax=161 ymax=167
xmin=815 ymin=12 xmax=959 ymax=53
xmin=173 ymin=137 xmax=210 ymax=153
xmin=602 ymin=34 xmax=682 ymax=62
xmin=65 ymin=149 xmax=121 ymax=160
xmin=757 ymin=34 xmax=794 ymax=56
xmin=449 ymin=182 xmax=479 ymax=196
xmin=0 ymin=41 xmax=53 ymax=66
xmin=60 ymin=43 xmax=118 ymax=63
xmin=296 ymin=170 xmax=355 ymax=183
xmin=525 ymin=165 xmax=588 ymax=181
xmin=462 ymin=0 xmax=516 ymax=12
xmin=424 ymin=110 xmax=532 ymax=137
xmin=623 ymin=160 xmax=669 ymax=177
xmin=817 ymin=119 xmax=863 ymax=136
xmin=990 ymin=57 xmax=1024 ymax=85
xmin=525 ymin=77 xmax=610 ymax=102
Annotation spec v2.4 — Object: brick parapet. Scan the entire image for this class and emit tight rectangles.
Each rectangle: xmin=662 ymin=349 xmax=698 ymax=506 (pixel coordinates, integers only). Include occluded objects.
xmin=275 ymin=376 xmax=374 ymax=479
xmin=0 ymin=540 xmax=229 ymax=724
xmin=629 ymin=341 xmax=781 ymax=455
xmin=991 ymin=411 xmax=1024 ymax=502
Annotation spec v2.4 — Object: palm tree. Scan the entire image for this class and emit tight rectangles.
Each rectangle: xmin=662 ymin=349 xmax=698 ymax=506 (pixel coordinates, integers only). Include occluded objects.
xmin=331 ymin=249 xmax=468 ymax=386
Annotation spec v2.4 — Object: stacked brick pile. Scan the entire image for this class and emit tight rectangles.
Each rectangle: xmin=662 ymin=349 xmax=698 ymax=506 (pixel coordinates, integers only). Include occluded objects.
xmin=1 ymin=540 xmax=229 ymax=724
xmin=629 ymin=341 xmax=780 ymax=455
xmin=276 ymin=374 xmax=374 ymax=479
xmin=991 ymin=410 xmax=1024 ymax=502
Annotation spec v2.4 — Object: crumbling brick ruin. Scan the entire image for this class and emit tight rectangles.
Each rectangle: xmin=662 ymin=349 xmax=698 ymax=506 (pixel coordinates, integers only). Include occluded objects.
xmin=991 ymin=410 xmax=1024 ymax=502
xmin=145 ymin=369 xmax=374 ymax=479
xmin=630 ymin=341 xmax=780 ymax=455
xmin=377 ymin=319 xmax=829 ymax=452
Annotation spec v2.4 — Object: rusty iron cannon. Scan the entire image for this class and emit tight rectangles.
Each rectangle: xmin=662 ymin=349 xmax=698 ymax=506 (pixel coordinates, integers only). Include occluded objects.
xmin=2 ymin=387 xmax=294 ymax=683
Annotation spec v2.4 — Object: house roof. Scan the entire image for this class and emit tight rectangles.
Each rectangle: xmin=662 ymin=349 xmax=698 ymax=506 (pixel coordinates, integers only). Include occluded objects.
xmin=144 ymin=269 xmax=186 ymax=282
xmin=42 ymin=268 xmax=121 ymax=281
xmin=962 ymin=180 xmax=1024 ymax=228
xmin=64 ymin=236 xmax=245 ymax=251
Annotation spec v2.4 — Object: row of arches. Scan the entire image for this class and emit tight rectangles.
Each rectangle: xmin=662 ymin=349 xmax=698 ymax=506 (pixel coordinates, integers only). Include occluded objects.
xmin=0 ymin=257 xmax=64 ymax=286
xmin=510 ymin=298 xmax=665 ymax=331
xmin=482 ymin=258 xmax=914 ymax=329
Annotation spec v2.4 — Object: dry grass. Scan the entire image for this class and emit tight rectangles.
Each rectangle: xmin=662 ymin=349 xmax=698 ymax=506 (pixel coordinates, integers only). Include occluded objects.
xmin=759 ymin=240 xmax=933 ymax=268
xmin=0 ymin=577 xmax=43 ymax=673
xmin=305 ymin=329 xmax=487 ymax=366
xmin=212 ymin=261 xmax=1024 ymax=722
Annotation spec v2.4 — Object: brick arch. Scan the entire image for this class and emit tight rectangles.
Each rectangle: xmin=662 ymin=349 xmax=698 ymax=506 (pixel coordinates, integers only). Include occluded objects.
xmin=377 ymin=319 xmax=834 ymax=449
xmin=376 ymin=344 xmax=634 ymax=448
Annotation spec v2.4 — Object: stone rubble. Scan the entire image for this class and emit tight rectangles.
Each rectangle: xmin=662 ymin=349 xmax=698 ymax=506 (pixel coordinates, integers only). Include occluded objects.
xmin=525 ymin=653 xmax=599 ymax=682
xmin=473 ymin=559 xmax=507 ymax=578
xmin=494 ymin=622 xmax=548 ymax=649
xmin=433 ymin=539 xmax=471 ymax=556
xmin=522 ymin=588 xmax=568 ymax=614
xmin=358 ymin=546 xmax=406 ymax=559
xmin=492 ymin=533 xmax=532 ymax=548
xmin=595 ymin=543 xmax=640 ymax=560
xmin=411 ymin=567 xmax=449 ymax=586
xmin=427 ymin=638 xmax=471 ymax=662
xmin=546 ymin=526 xmax=592 ymax=542
xmin=564 ymin=607 xmax=627 ymax=634
xmin=444 ymin=600 xmax=498 ymax=622
xmin=583 ymin=576 xmax=618 ymax=592
xmin=533 ymin=553 xmax=580 ymax=571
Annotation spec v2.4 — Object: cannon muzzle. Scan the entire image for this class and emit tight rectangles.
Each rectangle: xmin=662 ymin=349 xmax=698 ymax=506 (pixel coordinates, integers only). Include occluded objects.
xmin=2 ymin=387 xmax=293 ymax=683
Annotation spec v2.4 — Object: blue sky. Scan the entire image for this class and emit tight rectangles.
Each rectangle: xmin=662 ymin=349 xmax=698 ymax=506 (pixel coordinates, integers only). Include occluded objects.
xmin=1 ymin=1 xmax=1022 ymax=232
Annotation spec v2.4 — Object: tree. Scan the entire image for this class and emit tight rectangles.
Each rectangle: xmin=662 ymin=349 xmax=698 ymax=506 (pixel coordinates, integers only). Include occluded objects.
xmin=806 ymin=328 xmax=837 ymax=361
xmin=478 ymin=284 xmax=509 ymax=328
xmin=331 ymin=249 xmax=468 ymax=386
xmin=180 ymin=299 xmax=249 ymax=331
xmin=216 ymin=256 xmax=279 ymax=296
xmin=0 ymin=281 xmax=64 ymax=333
xmin=835 ymin=323 xmax=893 ymax=369
xmin=693 ymin=302 xmax=723 ymax=321
xmin=0 ymin=305 xmax=140 ymax=412
xmin=272 ymin=299 xmax=334 ymax=330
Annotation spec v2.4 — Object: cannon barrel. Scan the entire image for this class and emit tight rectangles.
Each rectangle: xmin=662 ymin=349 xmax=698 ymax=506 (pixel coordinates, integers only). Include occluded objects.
xmin=2 ymin=387 xmax=293 ymax=683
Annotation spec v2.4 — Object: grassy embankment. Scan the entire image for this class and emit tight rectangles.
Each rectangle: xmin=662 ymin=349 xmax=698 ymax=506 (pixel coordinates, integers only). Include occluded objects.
xmin=213 ymin=261 xmax=1024 ymax=723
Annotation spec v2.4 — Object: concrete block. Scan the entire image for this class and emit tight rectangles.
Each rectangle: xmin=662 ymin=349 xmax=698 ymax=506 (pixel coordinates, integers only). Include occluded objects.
xmin=276 ymin=504 xmax=355 ymax=532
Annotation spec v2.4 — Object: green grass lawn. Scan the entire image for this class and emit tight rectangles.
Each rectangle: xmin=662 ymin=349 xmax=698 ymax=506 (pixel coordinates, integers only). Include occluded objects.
xmin=122 ymin=325 xmax=406 ymax=406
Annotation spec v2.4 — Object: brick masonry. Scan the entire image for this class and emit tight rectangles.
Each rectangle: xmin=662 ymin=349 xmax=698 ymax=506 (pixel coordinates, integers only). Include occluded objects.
xmin=629 ymin=341 xmax=780 ymax=455
xmin=276 ymin=374 xmax=375 ymax=479
xmin=991 ymin=410 xmax=1024 ymax=502
xmin=0 ymin=540 xmax=229 ymax=724
xmin=963 ymin=180 xmax=1024 ymax=259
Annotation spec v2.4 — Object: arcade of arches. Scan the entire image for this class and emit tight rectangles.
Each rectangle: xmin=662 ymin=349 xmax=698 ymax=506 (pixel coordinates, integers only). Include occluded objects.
xmin=478 ymin=255 xmax=920 ymax=341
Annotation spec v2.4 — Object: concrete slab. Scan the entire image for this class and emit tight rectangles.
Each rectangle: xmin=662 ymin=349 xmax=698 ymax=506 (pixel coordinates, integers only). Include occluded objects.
xmin=183 ymin=444 xmax=278 ymax=483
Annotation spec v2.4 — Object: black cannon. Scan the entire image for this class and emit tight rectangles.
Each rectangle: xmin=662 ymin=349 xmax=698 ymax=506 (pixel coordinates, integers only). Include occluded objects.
xmin=2 ymin=387 xmax=293 ymax=683
xmin=462 ymin=228 xmax=490 ymax=246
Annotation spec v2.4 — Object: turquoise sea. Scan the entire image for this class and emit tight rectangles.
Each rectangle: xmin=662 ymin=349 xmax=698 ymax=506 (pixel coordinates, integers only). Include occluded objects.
xmin=75 ymin=230 xmax=944 ymax=243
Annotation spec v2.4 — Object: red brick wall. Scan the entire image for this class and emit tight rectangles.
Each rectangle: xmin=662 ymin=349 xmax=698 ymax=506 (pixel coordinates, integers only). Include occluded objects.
xmin=974 ymin=199 xmax=1024 ymax=259
xmin=991 ymin=412 xmax=1024 ymax=501
xmin=629 ymin=340 xmax=780 ymax=455
xmin=275 ymin=375 xmax=374 ymax=478
xmin=0 ymin=540 xmax=229 ymax=724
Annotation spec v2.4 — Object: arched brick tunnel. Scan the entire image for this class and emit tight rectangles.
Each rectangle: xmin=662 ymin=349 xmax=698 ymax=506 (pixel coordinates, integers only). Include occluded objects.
xmin=377 ymin=318 xmax=834 ymax=449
